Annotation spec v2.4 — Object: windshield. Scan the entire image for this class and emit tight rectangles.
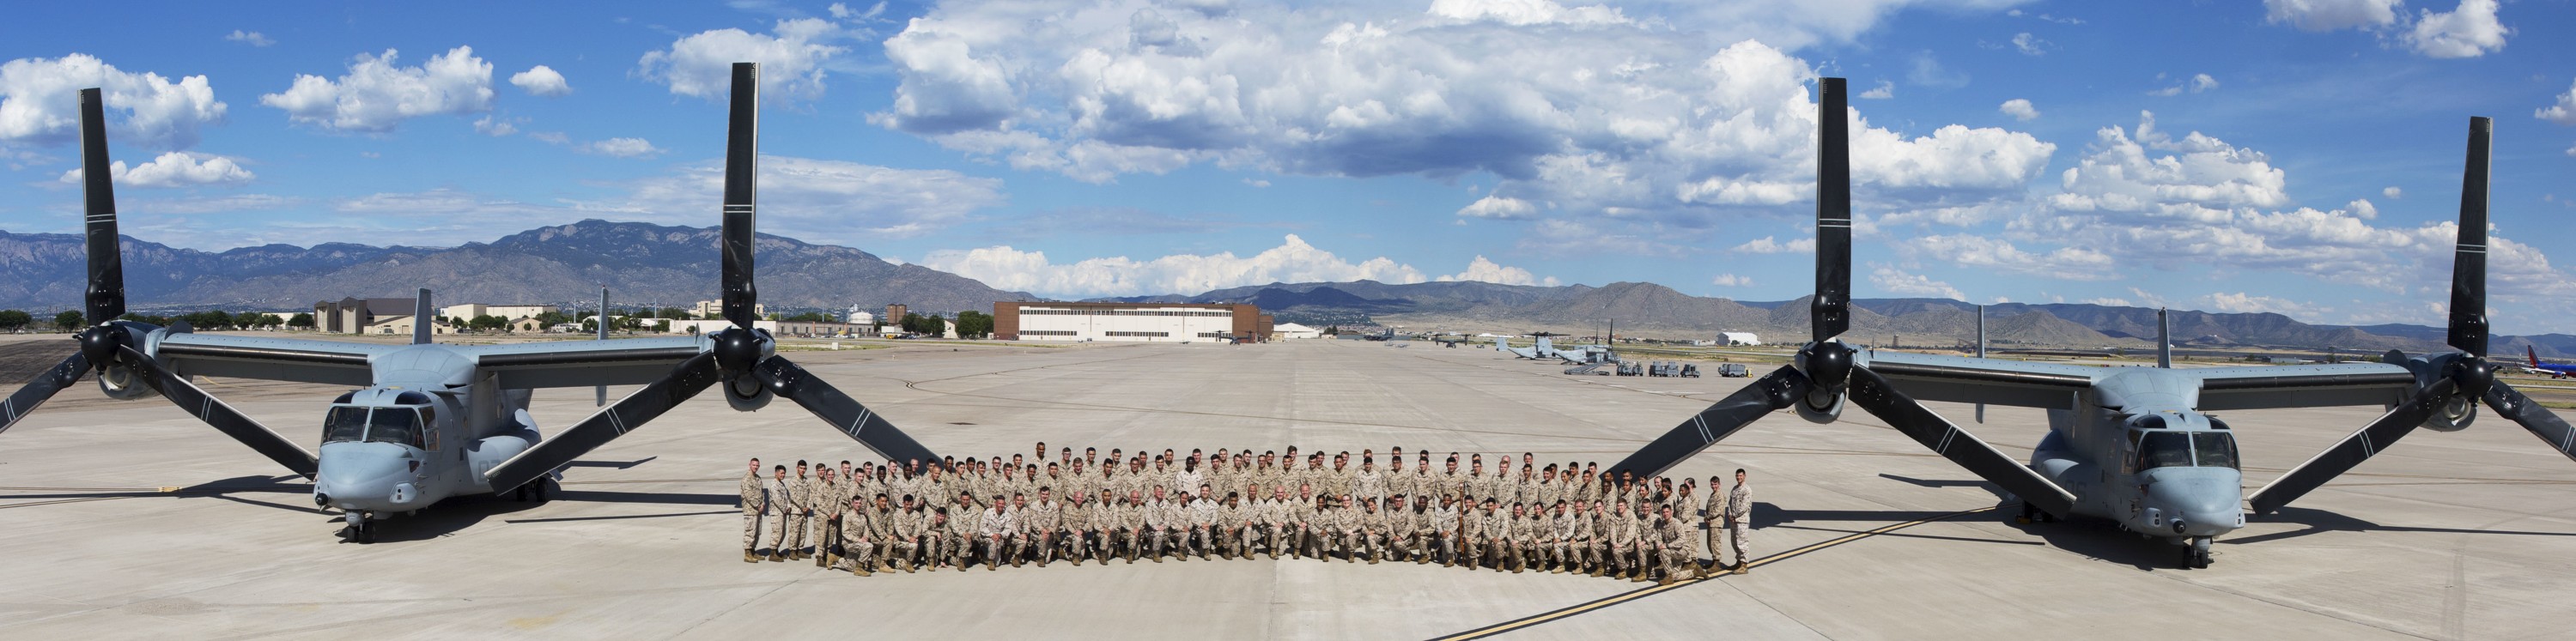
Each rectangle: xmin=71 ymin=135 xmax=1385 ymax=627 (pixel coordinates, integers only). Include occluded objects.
xmin=2137 ymin=432 xmax=2194 ymax=471
xmin=2191 ymin=432 xmax=2239 ymax=469
xmin=323 ymin=406 xmax=427 ymax=448
xmin=366 ymin=408 xmax=423 ymax=447
xmin=324 ymin=407 xmax=369 ymax=443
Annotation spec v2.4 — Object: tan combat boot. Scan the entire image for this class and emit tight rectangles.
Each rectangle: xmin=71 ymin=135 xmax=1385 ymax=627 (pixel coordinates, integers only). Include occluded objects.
xmin=853 ymin=563 xmax=872 ymax=578
xmin=744 ymin=549 xmax=759 ymax=563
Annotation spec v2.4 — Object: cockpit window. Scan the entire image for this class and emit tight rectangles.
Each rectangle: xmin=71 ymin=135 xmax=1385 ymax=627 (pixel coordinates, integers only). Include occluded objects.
xmin=2137 ymin=432 xmax=2194 ymax=470
xmin=366 ymin=408 xmax=424 ymax=448
xmin=325 ymin=407 xmax=369 ymax=443
xmin=2191 ymin=432 xmax=2239 ymax=469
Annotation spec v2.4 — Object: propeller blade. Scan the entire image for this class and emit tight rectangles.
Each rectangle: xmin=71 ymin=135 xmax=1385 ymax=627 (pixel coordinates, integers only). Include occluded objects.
xmin=2482 ymin=381 xmax=2576 ymax=463
xmin=1811 ymin=76 xmax=1851 ymax=343
xmin=719 ymin=63 xmax=760 ymax=330
xmin=486 ymin=353 xmax=722 ymax=492
xmin=0 ymin=352 xmax=93 ymax=437
xmin=115 ymin=345 xmax=318 ymax=478
xmin=1607 ymin=365 xmax=1808 ymax=478
xmin=2446 ymin=117 xmax=2490 ymax=356
xmin=2247 ymin=378 xmax=2458 ymax=515
xmin=1845 ymin=366 xmax=2077 ymax=516
xmin=749 ymin=355 xmax=941 ymax=467
xmin=77 ymin=88 xmax=125 ymax=325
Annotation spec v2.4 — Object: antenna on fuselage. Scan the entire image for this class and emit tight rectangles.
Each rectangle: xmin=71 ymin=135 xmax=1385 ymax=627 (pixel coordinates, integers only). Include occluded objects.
xmin=596 ymin=286 xmax=610 ymax=406
xmin=412 ymin=288 xmax=434 ymax=345
xmin=1975 ymin=304 xmax=1985 ymax=423
xmin=2156 ymin=307 xmax=2172 ymax=368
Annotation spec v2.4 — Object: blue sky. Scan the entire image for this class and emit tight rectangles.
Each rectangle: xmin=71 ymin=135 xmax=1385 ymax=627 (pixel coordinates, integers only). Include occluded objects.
xmin=3 ymin=1 xmax=2574 ymax=332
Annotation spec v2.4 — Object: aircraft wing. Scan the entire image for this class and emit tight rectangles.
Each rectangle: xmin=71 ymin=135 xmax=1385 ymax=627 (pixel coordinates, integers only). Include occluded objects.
xmin=1859 ymin=350 xmax=2105 ymax=409
xmin=448 ymin=336 xmax=711 ymax=389
xmin=155 ymin=333 xmax=403 ymax=386
xmin=2184 ymin=363 xmax=2414 ymax=411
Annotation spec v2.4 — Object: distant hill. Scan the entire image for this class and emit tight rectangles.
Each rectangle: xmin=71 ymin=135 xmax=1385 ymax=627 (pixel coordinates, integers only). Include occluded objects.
xmin=0 ymin=220 xmax=1034 ymax=315
xmin=1083 ymin=279 xmax=2563 ymax=356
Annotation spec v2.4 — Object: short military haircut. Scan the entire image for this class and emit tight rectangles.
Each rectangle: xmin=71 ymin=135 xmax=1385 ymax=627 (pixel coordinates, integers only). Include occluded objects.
xmin=1735 ymin=469 xmax=1747 ymax=475
xmin=773 ymin=465 xmax=786 ymax=472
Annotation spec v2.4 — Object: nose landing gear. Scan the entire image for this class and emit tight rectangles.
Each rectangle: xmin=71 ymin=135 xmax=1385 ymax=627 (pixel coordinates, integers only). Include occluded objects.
xmin=340 ymin=511 xmax=378 ymax=544
xmin=2181 ymin=535 xmax=2212 ymax=569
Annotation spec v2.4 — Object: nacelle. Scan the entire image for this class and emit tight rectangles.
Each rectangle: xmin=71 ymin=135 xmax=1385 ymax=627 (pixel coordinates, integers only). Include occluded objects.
xmin=722 ymin=373 xmax=773 ymax=412
xmin=96 ymin=363 xmax=160 ymax=401
xmin=1795 ymin=388 xmax=1844 ymax=425
xmin=2423 ymin=394 xmax=2475 ymax=432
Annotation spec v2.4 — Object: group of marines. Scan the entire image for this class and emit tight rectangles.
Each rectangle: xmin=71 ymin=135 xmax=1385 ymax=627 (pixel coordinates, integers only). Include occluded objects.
xmin=738 ymin=442 xmax=1755 ymax=585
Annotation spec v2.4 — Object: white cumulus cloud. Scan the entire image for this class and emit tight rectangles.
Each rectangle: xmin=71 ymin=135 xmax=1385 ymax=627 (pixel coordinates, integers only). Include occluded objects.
xmin=0 ymin=54 xmax=228 ymax=150
xmin=1457 ymin=195 xmax=1539 ymax=220
xmin=1710 ymin=273 xmax=1752 ymax=287
xmin=1999 ymin=98 xmax=2038 ymax=121
xmin=1857 ymin=80 xmax=1894 ymax=100
xmin=58 ymin=150 xmax=253 ymax=188
xmin=2382 ymin=185 xmax=2403 ymax=198
xmin=2262 ymin=0 xmax=2402 ymax=31
xmin=226 ymin=30 xmax=276 ymax=47
xmin=583 ymin=154 xmax=1005 ymax=241
xmin=582 ymin=137 xmax=664 ymax=158
xmin=1438 ymin=255 xmax=1558 ymax=286
xmin=1868 ymin=264 xmax=1963 ymax=300
xmin=2148 ymin=73 xmax=2218 ymax=97
xmin=638 ymin=19 xmax=844 ymax=103
xmin=2537 ymin=80 xmax=2576 ymax=125
xmin=1732 ymin=235 xmax=1814 ymax=254
xmin=2403 ymin=0 xmax=2508 ymax=58
xmin=260 ymin=46 xmax=495 ymax=133
xmin=918 ymin=234 xmax=1438 ymax=298
xmin=509 ymin=65 xmax=570 ymax=97
xmin=867 ymin=4 xmax=2055 ymax=228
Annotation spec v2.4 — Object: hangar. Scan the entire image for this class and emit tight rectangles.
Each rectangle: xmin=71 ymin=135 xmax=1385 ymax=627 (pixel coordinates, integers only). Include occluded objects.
xmin=993 ymin=302 xmax=1270 ymax=342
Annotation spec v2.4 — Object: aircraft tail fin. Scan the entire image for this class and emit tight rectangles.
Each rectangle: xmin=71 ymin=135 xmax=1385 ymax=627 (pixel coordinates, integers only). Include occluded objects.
xmin=411 ymin=288 xmax=434 ymax=345
xmin=2156 ymin=307 xmax=2172 ymax=368
xmin=2533 ymin=345 xmax=2543 ymax=368
xmin=1536 ymin=336 xmax=1554 ymax=354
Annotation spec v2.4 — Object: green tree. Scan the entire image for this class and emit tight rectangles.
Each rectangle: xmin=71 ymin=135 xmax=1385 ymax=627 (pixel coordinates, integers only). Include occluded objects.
xmin=469 ymin=314 xmax=507 ymax=331
xmin=0 ymin=310 xmax=30 ymax=331
xmin=921 ymin=314 xmax=948 ymax=336
xmin=953 ymin=310 xmax=993 ymax=339
xmin=56 ymin=311 xmax=86 ymax=331
xmin=785 ymin=311 xmax=830 ymax=323
xmin=899 ymin=312 xmax=926 ymax=334
xmin=249 ymin=313 xmax=285 ymax=328
xmin=1323 ymin=325 xmax=1340 ymax=336
xmin=287 ymin=312 xmax=315 ymax=330
xmin=534 ymin=311 xmax=573 ymax=326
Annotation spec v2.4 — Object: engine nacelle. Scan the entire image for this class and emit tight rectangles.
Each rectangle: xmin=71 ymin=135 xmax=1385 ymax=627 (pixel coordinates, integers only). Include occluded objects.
xmin=2422 ymin=394 xmax=2475 ymax=432
xmin=721 ymin=373 xmax=773 ymax=412
xmin=95 ymin=363 xmax=161 ymax=401
xmin=1795 ymin=388 xmax=1844 ymax=425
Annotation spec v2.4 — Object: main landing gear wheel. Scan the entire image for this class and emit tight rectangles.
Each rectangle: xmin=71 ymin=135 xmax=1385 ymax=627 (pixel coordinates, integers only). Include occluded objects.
xmin=515 ymin=478 xmax=553 ymax=503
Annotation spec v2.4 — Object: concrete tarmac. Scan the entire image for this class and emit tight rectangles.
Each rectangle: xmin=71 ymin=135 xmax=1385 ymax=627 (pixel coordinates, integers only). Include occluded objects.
xmin=3 ymin=338 xmax=2573 ymax=639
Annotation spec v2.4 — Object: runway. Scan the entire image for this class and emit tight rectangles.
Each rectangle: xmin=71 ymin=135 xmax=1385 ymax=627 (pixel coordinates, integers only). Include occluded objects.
xmin=3 ymin=338 xmax=2573 ymax=639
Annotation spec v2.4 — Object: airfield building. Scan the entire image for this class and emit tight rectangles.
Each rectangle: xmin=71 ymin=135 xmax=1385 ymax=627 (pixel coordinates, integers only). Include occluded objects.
xmin=993 ymin=302 xmax=1270 ymax=342
xmin=313 ymin=297 xmax=417 ymax=334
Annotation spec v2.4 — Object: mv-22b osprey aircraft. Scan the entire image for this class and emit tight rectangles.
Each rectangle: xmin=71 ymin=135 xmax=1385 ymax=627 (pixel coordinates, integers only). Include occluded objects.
xmin=1607 ymin=78 xmax=2576 ymax=568
xmin=0 ymin=63 xmax=942 ymax=542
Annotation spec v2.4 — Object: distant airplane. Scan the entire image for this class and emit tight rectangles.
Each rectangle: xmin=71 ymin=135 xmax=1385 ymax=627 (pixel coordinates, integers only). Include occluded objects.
xmin=2527 ymin=347 xmax=2576 ymax=378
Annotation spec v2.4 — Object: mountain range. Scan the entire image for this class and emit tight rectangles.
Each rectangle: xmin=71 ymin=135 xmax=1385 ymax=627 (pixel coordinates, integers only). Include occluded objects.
xmin=0 ymin=220 xmax=1034 ymax=315
xmin=3 ymin=220 xmax=2562 ymax=357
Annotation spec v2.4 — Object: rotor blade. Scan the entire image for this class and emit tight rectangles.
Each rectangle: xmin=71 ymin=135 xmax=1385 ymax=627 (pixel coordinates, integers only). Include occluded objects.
xmin=1845 ymin=366 xmax=2076 ymax=516
xmin=485 ymin=353 xmax=722 ymax=492
xmin=78 ymin=88 xmax=125 ymax=324
xmin=2482 ymin=381 xmax=2576 ymax=463
xmin=0 ymin=352 xmax=92 ymax=437
xmin=749 ymin=354 xmax=941 ymax=466
xmin=2247 ymin=378 xmax=2458 ymax=515
xmin=719 ymin=63 xmax=760 ymax=330
xmin=115 ymin=346 xmax=318 ymax=478
xmin=2446 ymin=117 xmax=2490 ymax=356
xmin=1811 ymin=76 xmax=1851 ymax=343
xmin=1607 ymin=365 xmax=1807 ymax=478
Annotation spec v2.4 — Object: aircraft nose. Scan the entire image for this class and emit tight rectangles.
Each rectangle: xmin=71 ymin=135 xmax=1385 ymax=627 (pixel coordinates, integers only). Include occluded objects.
xmin=314 ymin=442 xmax=413 ymax=511
xmin=2148 ymin=471 xmax=2243 ymax=536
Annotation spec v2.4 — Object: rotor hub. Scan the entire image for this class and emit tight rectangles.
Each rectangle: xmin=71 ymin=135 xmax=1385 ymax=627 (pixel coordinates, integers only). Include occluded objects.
xmin=710 ymin=327 xmax=766 ymax=375
xmin=2444 ymin=356 xmax=2497 ymax=400
xmin=76 ymin=324 xmax=125 ymax=372
xmin=1800 ymin=341 xmax=1855 ymax=389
